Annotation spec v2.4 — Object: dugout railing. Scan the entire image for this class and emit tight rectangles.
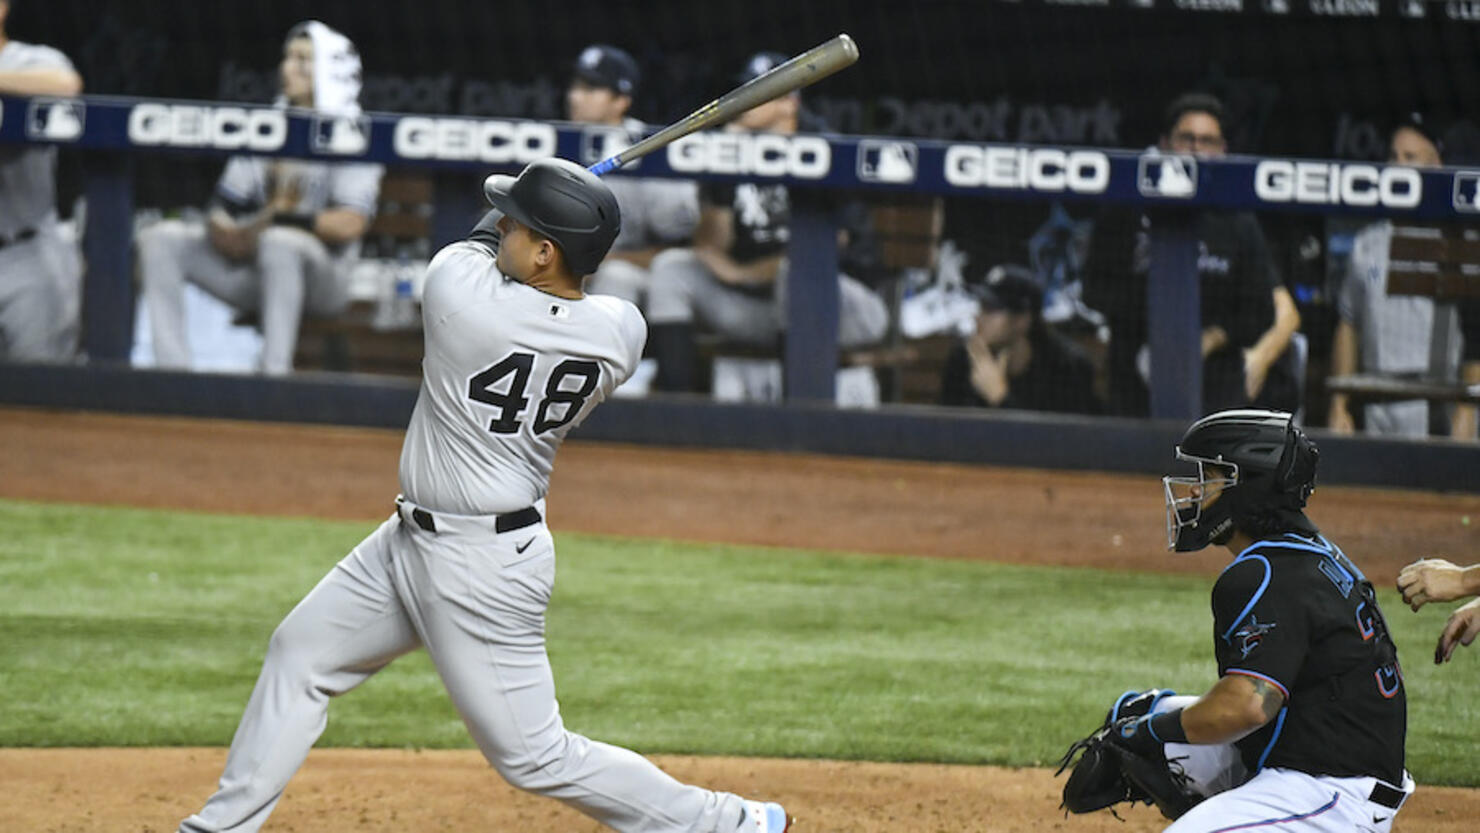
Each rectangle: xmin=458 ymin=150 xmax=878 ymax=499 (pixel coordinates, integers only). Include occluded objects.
xmin=1 ymin=93 xmax=1477 ymax=491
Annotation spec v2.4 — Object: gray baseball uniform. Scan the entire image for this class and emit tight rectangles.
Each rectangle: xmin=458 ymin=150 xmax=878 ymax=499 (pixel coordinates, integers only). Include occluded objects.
xmin=136 ymin=156 xmax=382 ymax=374
xmin=1340 ymin=220 xmax=1463 ymax=437
xmin=0 ymin=40 xmax=81 ymax=361
xmin=179 ymin=239 xmax=760 ymax=833
xmin=586 ymin=118 xmax=700 ymax=306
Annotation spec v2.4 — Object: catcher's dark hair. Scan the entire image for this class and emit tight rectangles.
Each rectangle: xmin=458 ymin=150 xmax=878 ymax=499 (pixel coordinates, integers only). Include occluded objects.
xmin=1162 ymin=92 xmax=1225 ymax=137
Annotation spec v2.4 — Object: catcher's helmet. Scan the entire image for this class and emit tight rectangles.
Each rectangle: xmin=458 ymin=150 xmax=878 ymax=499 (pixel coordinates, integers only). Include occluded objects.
xmin=1163 ymin=409 xmax=1318 ymax=552
xmin=482 ymin=158 xmax=620 ymax=276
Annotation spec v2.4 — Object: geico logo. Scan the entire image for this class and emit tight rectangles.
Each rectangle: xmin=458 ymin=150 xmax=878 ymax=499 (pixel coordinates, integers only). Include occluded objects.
xmin=944 ymin=146 xmax=1110 ymax=193
xmin=127 ymin=104 xmax=286 ymax=151
xmin=667 ymin=133 xmax=831 ymax=179
xmin=393 ymin=117 xmax=557 ymax=162
xmin=1254 ymin=160 xmax=1422 ymax=208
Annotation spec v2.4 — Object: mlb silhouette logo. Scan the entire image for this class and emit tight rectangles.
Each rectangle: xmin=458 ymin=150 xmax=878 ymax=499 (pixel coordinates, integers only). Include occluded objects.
xmin=1264 ymin=0 xmax=1291 ymax=13
xmin=311 ymin=116 xmax=369 ymax=156
xmin=1399 ymin=0 xmax=1426 ymax=17
xmin=1452 ymin=173 xmax=1480 ymax=213
xmin=857 ymin=140 xmax=918 ymax=184
xmin=581 ymin=127 xmax=637 ymax=169
xmin=26 ymin=99 xmax=84 ymax=141
xmin=1137 ymin=153 xmax=1198 ymax=198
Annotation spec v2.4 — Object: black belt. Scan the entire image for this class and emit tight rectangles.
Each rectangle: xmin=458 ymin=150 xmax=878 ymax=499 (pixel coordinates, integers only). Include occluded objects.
xmin=0 ymin=228 xmax=37 ymax=250
xmin=1369 ymin=780 xmax=1407 ymax=809
xmin=405 ymin=504 xmax=541 ymax=535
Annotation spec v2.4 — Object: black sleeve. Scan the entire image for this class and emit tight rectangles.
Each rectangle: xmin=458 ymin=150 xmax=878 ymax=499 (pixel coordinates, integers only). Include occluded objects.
xmin=1211 ymin=555 xmax=1308 ymax=700
xmin=939 ymin=343 xmax=984 ymax=407
xmin=1460 ymin=299 xmax=1480 ymax=362
xmin=1218 ymin=215 xmax=1276 ymax=348
xmin=698 ymin=182 xmax=734 ymax=210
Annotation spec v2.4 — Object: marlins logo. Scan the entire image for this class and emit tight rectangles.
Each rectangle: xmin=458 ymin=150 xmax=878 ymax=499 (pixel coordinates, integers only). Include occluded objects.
xmin=1230 ymin=615 xmax=1277 ymax=659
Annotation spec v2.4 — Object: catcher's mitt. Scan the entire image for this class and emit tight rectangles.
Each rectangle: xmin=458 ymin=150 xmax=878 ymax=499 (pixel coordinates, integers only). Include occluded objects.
xmin=1055 ymin=690 xmax=1202 ymax=821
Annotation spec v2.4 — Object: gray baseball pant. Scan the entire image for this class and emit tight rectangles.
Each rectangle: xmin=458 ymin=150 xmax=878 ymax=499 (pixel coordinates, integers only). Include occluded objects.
xmin=179 ymin=508 xmax=748 ymax=833
xmin=646 ymin=248 xmax=888 ymax=347
xmin=136 ymin=220 xmax=348 ymax=374
xmin=0 ymin=230 xmax=77 ymax=361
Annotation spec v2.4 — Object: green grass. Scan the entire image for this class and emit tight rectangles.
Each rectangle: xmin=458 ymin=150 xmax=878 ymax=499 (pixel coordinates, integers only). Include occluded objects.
xmin=1 ymin=499 xmax=1476 ymax=786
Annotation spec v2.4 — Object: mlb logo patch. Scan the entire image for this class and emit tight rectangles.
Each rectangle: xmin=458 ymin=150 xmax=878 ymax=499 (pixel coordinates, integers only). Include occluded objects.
xmin=548 ymin=303 xmax=571 ymax=319
xmin=311 ymin=116 xmax=370 ymax=156
xmin=1452 ymin=172 xmax=1480 ymax=213
xmin=857 ymin=140 xmax=918 ymax=184
xmin=1137 ymin=152 xmax=1198 ymax=198
xmin=26 ymin=99 xmax=84 ymax=142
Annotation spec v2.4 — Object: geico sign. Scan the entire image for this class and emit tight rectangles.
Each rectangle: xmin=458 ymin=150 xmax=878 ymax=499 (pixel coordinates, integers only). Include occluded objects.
xmin=667 ymin=133 xmax=831 ymax=179
xmin=128 ymin=104 xmax=286 ymax=151
xmin=393 ymin=117 xmax=557 ymax=163
xmin=945 ymin=146 xmax=1110 ymax=193
xmin=1254 ymin=161 xmax=1422 ymax=208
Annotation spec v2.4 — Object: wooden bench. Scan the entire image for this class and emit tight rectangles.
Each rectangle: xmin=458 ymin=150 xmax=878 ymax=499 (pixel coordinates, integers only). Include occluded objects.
xmin=1325 ymin=223 xmax=1480 ymax=406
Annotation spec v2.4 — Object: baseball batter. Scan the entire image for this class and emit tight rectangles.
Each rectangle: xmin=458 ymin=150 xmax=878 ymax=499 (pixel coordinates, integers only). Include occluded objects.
xmin=1101 ymin=410 xmax=1412 ymax=831
xmin=177 ymin=158 xmax=789 ymax=833
xmin=0 ymin=0 xmax=85 ymax=361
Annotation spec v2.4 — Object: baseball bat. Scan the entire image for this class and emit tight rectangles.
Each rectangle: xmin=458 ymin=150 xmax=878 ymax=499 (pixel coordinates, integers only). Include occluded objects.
xmin=586 ymin=34 xmax=860 ymax=176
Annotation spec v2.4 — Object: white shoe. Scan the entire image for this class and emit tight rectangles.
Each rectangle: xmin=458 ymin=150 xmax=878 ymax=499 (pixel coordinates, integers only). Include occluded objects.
xmin=740 ymin=800 xmax=791 ymax=832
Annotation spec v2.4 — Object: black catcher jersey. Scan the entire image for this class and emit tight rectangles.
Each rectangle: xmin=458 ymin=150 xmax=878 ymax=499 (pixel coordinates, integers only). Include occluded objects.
xmin=1210 ymin=532 xmax=1406 ymax=785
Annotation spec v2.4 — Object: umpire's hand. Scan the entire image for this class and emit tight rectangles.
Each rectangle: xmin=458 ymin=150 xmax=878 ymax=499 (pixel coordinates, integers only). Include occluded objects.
xmin=1437 ymin=599 xmax=1480 ymax=664
xmin=1397 ymin=558 xmax=1479 ymax=611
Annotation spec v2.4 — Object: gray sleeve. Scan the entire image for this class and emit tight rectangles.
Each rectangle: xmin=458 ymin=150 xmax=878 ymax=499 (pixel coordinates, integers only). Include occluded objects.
xmin=327 ymin=163 xmax=383 ymax=216
xmin=213 ymin=156 xmax=265 ymax=209
xmin=1336 ymin=227 xmax=1373 ymax=325
xmin=9 ymin=43 xmax=76 ymax=73
xmin=639 ymin=179 xmax=699 ymax=244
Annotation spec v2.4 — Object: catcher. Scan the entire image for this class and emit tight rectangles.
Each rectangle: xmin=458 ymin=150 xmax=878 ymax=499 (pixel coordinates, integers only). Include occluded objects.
xmin=1058 ymin=409 xmax=1412 ymax=832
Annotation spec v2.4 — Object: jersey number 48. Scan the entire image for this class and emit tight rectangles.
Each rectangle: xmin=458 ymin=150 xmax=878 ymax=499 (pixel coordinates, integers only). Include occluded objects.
xmin=468 ymin=351 xmax=601 ymax=435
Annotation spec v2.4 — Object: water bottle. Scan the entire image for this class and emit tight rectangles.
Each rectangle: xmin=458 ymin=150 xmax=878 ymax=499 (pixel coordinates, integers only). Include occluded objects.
xmin=391 ymin=254 xmax=418 ymax=329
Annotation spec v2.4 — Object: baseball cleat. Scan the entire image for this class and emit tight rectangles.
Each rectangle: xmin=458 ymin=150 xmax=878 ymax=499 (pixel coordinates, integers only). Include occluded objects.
xmin=740 ymin=800 xmax=791 ymax=832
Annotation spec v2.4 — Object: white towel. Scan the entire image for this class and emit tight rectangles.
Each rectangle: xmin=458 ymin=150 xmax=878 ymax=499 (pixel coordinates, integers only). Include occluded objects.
xmin=281 ymin=20 xmax=362 ymax=116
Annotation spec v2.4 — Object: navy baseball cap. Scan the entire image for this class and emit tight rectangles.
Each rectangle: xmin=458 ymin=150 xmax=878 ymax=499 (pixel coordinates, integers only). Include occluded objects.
xmin=971 ymin=264 xmax=1044 ymax=314
xmin=572 ymin=44 xmax=640 ymax=98
xmin=736 ymin=51 xmax=790 ymax=84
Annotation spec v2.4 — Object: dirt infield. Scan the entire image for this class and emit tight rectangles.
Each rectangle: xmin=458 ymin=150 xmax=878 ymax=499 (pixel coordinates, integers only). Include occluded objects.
xmin=4 ymin=406 xmax=1478 ymax=833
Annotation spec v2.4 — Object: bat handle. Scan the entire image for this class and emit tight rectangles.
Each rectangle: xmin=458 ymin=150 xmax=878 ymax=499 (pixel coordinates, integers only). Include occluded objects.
xmin=588 ymin=156 xmax=621 ymax=176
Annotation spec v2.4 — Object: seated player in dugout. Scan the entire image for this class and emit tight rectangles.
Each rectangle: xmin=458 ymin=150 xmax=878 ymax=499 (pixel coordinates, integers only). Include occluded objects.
xmin=1083 ymin=93 xmax=1302 ymax=417
xmin=1328 ymin=114 xmax=1476 ymax=440
xmin=0 ymin=0 xmax=85 ymax=363
xmin=135 ymin=20 xmax=382 ymax=375
xmin=938 ymin=264 xmax=1102 ymax=415
xmin=565 ymin=43 xmax=699 ymax=309
xmin=1060 ymin=410 xmax=1411 ymax=832
xmin=645 ymin=51 xmax=889 ymax=394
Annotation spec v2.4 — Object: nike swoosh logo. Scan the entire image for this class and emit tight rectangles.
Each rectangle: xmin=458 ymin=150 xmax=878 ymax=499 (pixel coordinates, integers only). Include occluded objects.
xmin=515 ymin=538 xmax=535 ymax=554
xmin=1373 ymin=815 xmax=1389 ymax=824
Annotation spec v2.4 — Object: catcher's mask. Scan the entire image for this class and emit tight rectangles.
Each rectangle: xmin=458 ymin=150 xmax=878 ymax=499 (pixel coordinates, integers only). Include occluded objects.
xmin=1163 ymin=409 xmax=1318 ymax=552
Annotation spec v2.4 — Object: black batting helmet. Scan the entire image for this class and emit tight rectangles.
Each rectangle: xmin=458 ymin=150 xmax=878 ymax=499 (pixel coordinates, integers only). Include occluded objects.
xmin=482 ymin=158 xmax=621 ymax=276
xmin=1163 ymin=409 xmax=1319 ymax=552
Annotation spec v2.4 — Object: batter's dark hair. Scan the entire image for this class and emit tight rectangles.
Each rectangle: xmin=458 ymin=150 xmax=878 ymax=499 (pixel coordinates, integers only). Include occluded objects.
xmin=1162 ymin=92 xmax=1226 ymax=137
